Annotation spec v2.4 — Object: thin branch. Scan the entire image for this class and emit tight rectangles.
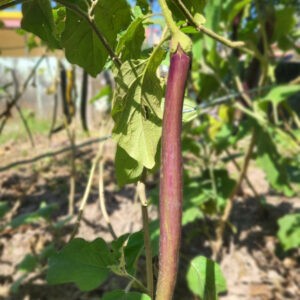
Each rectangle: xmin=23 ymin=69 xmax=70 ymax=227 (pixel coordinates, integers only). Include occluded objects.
xmin=225 ymin=149 xmax=260 ymax=199
xmin=0 ymin=55 xmax=45 ymax=120
xmin=137 ymin=181 xmax=154 ymax=299
xmin=9 ymin=68 xmax=35 ymax=147
xmin=213 ymin=130 xmax=256 ymax=261
xmin=15 ymin=103 xmax=35 ymax=147
xmin=69 ymin=147 xmax=102 ymax=240
xmin=67 ymin=121 xmax=76 ymax=216
xmin=98 ymin=152 xmax=117 ymax=240
xmin=173 ymin=0 xmax=245 ymax=49
xmin=0 ymin=136 xmax=111 ymax=172
xmin=48 ymin=89 xmax=59 ymax=139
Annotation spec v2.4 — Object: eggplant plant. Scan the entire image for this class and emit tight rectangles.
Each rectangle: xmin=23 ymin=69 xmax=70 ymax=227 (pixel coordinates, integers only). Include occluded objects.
xmin=1 ymin=0 xmax=300 ymax=299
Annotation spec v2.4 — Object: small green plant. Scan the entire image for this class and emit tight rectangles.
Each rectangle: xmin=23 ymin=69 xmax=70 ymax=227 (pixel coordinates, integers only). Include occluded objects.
xmin=277 ymin=213 xmax=300 ymax=251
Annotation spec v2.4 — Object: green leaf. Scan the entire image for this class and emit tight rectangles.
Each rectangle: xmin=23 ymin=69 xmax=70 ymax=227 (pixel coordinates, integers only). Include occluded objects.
xmin=256 ymin=128 xmax=294 ymax=196
xmin=182 ymin=207 xmax=203 ymax=226
xmin=124 ymin=231 xmax=144 ymax=273
xmin=21 ymin=0 xmax=60 ymax=49
xmin=17 ymin=254 xmax=38 ymax=273
xmin=116 ymin=17 xmax=145 ymax=60
xmin=62 ymin=0 xmax=131 ymax=76
xmin=101 ymin=290 xmax=151 ymax=300
xmin=115 ymin=145 xmax=144 ymax=187
xmin=47 ymin=238 xmax=113 ymax=291
xmin=260 ymin=84 xmax=300 ymax=108
xmin=277 ymin=213 xmax=300 ymax=251
xmin=273 ymin=7 xmax=296 ymax=43
xmin=89 ymin=85 xmax=112 ymax=104
xmin=112 ymin=45 xmax=166 ymax=169
xmin=10 ymin=202 xmax=58 ymax=228
xmin=109 ymin=221 xmax=159 ymax=278
xmin=186 ymin=256 xmax=227 ymax=300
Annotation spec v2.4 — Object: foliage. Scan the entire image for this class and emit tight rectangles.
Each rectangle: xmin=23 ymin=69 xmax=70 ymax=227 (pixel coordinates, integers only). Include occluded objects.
xmin=277 ymin=213 xmax=300 ymax=251
xmin=47 ymin=238 xmax=113 ymax=290
xmin=186 ymin=256 xmax=227 ymax=299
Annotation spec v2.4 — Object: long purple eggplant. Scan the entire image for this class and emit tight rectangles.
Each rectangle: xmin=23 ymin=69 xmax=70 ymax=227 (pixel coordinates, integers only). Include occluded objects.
xmin=156 ymin=46 xmax=191 ymax=300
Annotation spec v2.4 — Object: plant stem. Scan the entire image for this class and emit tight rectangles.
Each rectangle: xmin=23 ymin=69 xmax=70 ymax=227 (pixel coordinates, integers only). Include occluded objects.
xmin=15 ymin=103 xmax=35 ymax=148
xmin=98 ymin=153 xmax=117 ymax=240
xmin=68 ymin=123 xmax=76 ymax=216
xmin=213 ymin=130 xmax=256 ymax=260
xmin=225 ymin=149 xmax=259 ymax=199
xmin=158 ymin=0 xmax=192 ymax=53
xmin=69 ymin=143 xmax=103 ymax=240
xmin=137 ymin=181 xmax=154 ymax=299
xmin=0 ymin=55 xmax=45 ymax=120
xmin=158 ymin=0 xmax=179 ymax=35
xmin=173 ymin=0 xmax=245 ymax=49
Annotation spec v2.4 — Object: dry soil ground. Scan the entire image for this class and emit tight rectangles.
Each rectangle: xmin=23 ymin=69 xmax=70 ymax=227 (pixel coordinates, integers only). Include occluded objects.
xmin=0 ymin=133 xmax=299 ymax=300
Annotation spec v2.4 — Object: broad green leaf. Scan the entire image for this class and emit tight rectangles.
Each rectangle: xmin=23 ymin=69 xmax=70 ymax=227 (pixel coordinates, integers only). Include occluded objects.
xmin=116 ymin=17 xmax=145 ymax=60
xmin=62 ymin=0 xmax=131 ymax=76
xmin=277 ymin=213 xmax=300 ymax=251
xmin=21 ymin=0 xmax=60 ymax=49
xmin=112 ymin=46 xmax=166 ymax=169
xmin=273 ymin=7 xmax=296 ymax=43
xmin=17 ymin=254 xmax=38 ymax=273
xmin=47 ymin=238 xmax=113 ymax=291
xmin=124 ymin=231 xmax=144 ymax=273
xmin=256 ymin=128 xmax=293 ymax=196
xmin=101 ymin=290 xmax=151 ymax=300
xmin=182 ymin=207 xmax=203 ymax=226
xmin=115 ymin=145 xmax=144 ymax=187
xmin=110 ymin=221 xmax=159 ymax=276
xmin=260 ymin=84 xmax=300 ymax=107
xmin=186 ymin=256 xmax=227 ymax=300
xmin=10 ymin=202 xmax=58 ymax=228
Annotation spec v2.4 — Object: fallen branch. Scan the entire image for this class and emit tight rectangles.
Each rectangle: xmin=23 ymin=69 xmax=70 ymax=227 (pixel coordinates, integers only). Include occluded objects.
xmin=0 ymin=135 xmax=111 ymax=172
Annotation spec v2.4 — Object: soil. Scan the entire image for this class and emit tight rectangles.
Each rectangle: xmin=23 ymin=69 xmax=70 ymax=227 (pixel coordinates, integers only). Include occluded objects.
xmin=0 ymin=133 xmax=299 ymax=300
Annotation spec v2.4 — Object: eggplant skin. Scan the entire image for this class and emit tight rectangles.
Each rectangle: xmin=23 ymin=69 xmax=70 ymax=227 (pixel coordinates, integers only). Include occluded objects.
xmin=156 ymin=46 xmax=191 ymax=300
